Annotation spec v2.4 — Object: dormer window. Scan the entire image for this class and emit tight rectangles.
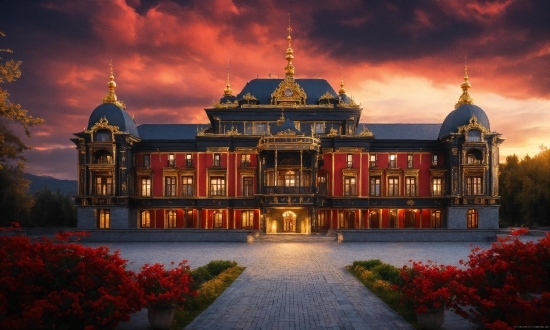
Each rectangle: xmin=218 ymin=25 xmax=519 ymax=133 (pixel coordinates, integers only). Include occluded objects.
xmin=94 ymin=130 xmax=111 ymax=142
xmin=467 ymin=129 xmax=482 ymax=142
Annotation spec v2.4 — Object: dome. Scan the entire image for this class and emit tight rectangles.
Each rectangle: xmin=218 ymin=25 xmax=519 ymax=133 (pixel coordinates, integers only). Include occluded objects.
xmin=438 ymin=104 xmax=490 ymax=138
xmin=87 ymin=103 xmax=140 ymax=138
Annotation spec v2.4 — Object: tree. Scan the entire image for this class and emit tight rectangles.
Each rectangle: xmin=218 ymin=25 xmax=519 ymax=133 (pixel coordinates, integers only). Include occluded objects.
xmin=30 ymin=187 xmax=76 ymax=227
xmin=0 ymin=32 xmax=44 ymax=226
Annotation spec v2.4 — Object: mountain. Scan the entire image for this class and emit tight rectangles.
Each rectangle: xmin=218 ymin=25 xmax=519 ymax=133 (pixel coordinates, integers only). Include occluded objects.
xmin=23 ymin=173 xmax=78 ymax=196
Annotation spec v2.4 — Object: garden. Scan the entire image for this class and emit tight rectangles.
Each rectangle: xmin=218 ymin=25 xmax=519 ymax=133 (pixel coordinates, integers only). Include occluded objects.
xmin=0 ymin=223 xmax=243 ymax=330
xmin=348 ymin=228 xmax=550 ymax=329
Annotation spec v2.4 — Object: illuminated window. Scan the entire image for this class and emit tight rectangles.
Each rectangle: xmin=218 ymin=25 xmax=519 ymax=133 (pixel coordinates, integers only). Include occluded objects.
xmin=95 ymin=176 xmax=113 ymax=195
xmin=141 ymin=177 xmax=151 ymax=197
xmin=243 ymin=177 xmax=253 ymax=196
xmin=242 ymin=211 xmax=254 ymax=228
xmin=369 ymin=154 xmax=377 ymax=167
xmin=97 ymin=209 xmax=110 ymax=229
xmin=140 ymin=210 xmax=151 ymax=228
xmin=318 ymin=211 xmax=328 ymax=229
xmin=369 ymin=211 xmax=380 ymax=228
xmin=210 ymin=177 xmax=226 ymax=196
xmin=168 ymin=153 xmax=175 ymax=166
xmin=241 ymin=154 xmax=251 ymax=167
xmin=370 ymin=177 xmax=381 ymax=196
xmin=344 ymin=176 xmax=356 ymax=196
xmin=186 ymin=154 xmax=192 ymax=167
xmin=167 ymin=210 xmax=177 ymax=228
xmin=389 ymin=154 xmax=397 ymax=168
xmin=467 ymin=209 xmax=478 ymax=228
xmin=213 ymin=153 xmax=221 ymax=167
xmin=346 ymin=154 xmax=353 ymax=168
xmin=181 ymin=176 xmax=194 ymax=196
xmin=213 ymin=212 xmax=223 ymax=228
xmin=388 ymin=177 xmax=399 ymax=196
xmin=432 ymin=154 xmax=438 ymax=166
xmin=432 ymin=210 xmax=442 ymax=228
xmin=405 ymin=177 xmax=417 ymax=196
xmin=432 ymin=178 xmax=442 ymax=196
xmin=466 ymin=177 xmax=483 ymax=195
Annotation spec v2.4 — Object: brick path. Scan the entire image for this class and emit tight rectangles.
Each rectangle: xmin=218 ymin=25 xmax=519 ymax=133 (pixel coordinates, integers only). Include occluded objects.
xmin=107 ymin=237 xmax=487 ymax=329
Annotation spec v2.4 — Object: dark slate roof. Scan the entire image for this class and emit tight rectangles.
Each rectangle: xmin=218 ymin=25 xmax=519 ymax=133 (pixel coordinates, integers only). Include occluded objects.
xmin=360 ymin=123 xmax=441 ymax=140
xmin=236 ymin=78 xmax=338 ymax=105
xmin=439 ymin=104 xmax=490 ymax=137
xmin=87 ymin=103 xmax=140 ymax=137
xmin=137 ymin=124 xmax=203 ymax=140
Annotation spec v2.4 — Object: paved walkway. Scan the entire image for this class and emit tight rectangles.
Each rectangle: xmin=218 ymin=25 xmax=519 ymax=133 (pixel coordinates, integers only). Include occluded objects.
xmin=95 ymin=236 xmax=492 ymax=330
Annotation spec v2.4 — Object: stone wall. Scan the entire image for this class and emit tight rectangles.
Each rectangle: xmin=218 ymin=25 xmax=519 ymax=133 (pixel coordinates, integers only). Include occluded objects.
xmin=338 ymin=229 xmax=505 ymax=242
xmin=77 ymin=207 xmax=132 ymax=229
xmin=447 ymin=206 xmax=499 ymax=229
xmin=78 ymin=229 xmax=250 ymax=242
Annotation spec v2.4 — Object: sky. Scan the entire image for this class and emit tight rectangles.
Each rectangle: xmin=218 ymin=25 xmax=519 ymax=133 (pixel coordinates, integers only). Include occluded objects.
xmin=0 ymin=0 xmax=548 ymax=180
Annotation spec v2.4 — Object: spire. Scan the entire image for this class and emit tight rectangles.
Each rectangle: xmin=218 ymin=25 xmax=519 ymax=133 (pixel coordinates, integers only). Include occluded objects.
xmin=454 ymin=62 xmax=474 ymax=109
xmin=102 ymin=62 xmax=126 ymax=109
xmin=284 ymin=14 xmax=295 ymax=78
xmin=338 ymin=77 xmax=346 ymax=94
xmin=223 ymin=59 xmax=233 ymax=97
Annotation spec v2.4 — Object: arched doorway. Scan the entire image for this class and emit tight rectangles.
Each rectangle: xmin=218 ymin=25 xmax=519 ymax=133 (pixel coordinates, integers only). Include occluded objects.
xmin=369 ymin=211 xmax=380 ymax=228
xmin=283 ymin=211 xmax=296 ymax=232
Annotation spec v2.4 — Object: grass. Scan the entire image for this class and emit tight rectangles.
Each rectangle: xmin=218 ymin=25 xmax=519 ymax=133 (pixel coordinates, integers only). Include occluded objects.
xmin=170 ymin=261 xmax=245 ymax=329
xmin=347 ymin=259 xmax=420 ymax=329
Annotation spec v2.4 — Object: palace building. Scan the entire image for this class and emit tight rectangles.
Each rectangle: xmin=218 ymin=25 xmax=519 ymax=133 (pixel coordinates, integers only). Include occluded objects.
xmin=72 ymin=28 xmax=504 ymax=233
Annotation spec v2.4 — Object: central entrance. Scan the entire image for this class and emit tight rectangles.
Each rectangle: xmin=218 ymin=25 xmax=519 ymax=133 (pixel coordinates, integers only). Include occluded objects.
xmin=282 ymin=211 xmax=296 ymax=232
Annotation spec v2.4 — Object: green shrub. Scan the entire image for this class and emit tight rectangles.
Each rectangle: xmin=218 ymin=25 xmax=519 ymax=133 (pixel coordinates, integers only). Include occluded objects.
xmin=189 ymin=260 xmax=238 ymax=290
xmin=352 ymin=259 xmax=382 ymax=270
xmin=371 ymin=263 xmax=402 ymax=285
xmin=206 ymin=260 xmax=237 ymax=277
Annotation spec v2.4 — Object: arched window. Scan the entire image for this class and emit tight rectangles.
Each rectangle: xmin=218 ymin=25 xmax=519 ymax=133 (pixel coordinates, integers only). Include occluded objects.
xmin=141 ymin=211 xmax=151 ymax=228
xmin=95 ymin=150 xmax=113 ymax=165
xmin=467 ymin=209 xmax=478 ymax=228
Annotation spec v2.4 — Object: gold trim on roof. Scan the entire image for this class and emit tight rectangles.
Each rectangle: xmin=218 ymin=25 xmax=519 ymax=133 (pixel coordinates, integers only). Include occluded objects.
xmin=337 ymin=96 xmax=360 ymax=108
xmin=85 ymin=116 xmax=122 ymax=141
xmin=213 ymin=100 xmax=239 ymax=108
xmin=242 ymin=93 xmax=258 ymax=102
xmin=359 ymin=126 xmax=374 ymax=137
xmin=276 ymin=128 xmax=297 ymax=136
xmin=318 ymin=91 xmax=336 ymax=102
xmin=271 ymin=76 xmax=307 ymax=105
xmin=455 ymin=65 xmax=474 ymax=109
xmin=102 ymin=63 xmax=126 ymax=110
xmin=457 ymin=114 xmax=490 ymax=134
xmin=327 ymin=126 xmax=339 ymax=137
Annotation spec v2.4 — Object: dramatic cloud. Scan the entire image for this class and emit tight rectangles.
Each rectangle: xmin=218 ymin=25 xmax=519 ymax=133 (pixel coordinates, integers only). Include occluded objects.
xmin=0 ymin=0 xmax=548 ymax=180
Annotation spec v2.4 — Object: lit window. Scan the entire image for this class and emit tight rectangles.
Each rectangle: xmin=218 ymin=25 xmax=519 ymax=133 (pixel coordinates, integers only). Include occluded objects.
xmin=432 ymin=154 xmax=438 ymax=166
xmin=432 ymin=178 xmax=442 ymax=196
xmin=243 ymin=177 xmax=254 ymax=196
xmin=168 ymin=154 xmax=175 ymax=166
xmin=318 ymin=211 xmax=328 ymax=228
xmin=346 ymin=154 xmax=353 ymax=168
xmin=370 ymin=177 xmax=381 ymax=196
xmin=210 ymin=177 xmax=226 ymax=196
xmin=407 ymin=154 xmax=413 ymax=169
xmin=467 ymin=209 xmax=478 ymax=228
xmin=344 ymin=176 xmax=356 ymax=196
xmin=466 ymin=177 xmax=482 ymax=195
xmin=432 ymin=210 xmax=442 ymax=228
xmin=242 ymin=211 xmax=254 ymax=228
xmin=167 ymin=210 xmax=177 ymax=228
xmin=141 ymin=177 xmax=151 ymax=197
xmin=388 ymin=177 xmax=399 ymax=196
xmin=369 ymin=154 xmax=377 ymax=167
xmin=389 ymin=154 xmax=397 ymax=168
xmin=405 ymin=177 xmax=417 ymax=196
xmin=95 ymin=176 xmax=113 ymax=195
xmin=140 ymin=210 xmax=150 ymax=228
xmin=181 ymin=176 xmax=194 ymax=196
xmin=97 ymin=209 xmax=110 ymax=229
xmin=213 ymin=153 xmax=221 ymax=167
xmin=213 ymin=212 xmax=223 ymax=228
xmin=241 ymin=154 xmax=251 ymax=167
xmin=165 ymin=176 xmax=177 ymax=196
xmin=186 ymin=154 xmax=192 ymax=167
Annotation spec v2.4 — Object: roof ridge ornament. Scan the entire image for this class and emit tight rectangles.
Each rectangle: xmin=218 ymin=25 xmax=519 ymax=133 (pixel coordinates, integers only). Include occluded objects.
xmin=338 ymin=78 xmax=346 ymax=94
xmin=102 ymin=62 xmax=126 ymax=110
xmin=284 ymin=14 xmax=295 ymax=78
xmin=223 ymin=59 xmax=233 ymax=97
xmin=454 ymin=63 xmax=474 ymax=109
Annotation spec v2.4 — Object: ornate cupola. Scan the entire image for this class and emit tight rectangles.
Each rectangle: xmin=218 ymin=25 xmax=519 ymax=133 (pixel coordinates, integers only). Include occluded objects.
xmin=102 ymin=63 xmax=126 ymax=110
xmin=455 ymin=65 xmax=474 ymax=109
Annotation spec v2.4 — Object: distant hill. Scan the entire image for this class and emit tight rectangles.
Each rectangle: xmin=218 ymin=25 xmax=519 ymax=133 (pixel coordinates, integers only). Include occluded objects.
xmin=23 ymin=173 xmax=78 ymax=196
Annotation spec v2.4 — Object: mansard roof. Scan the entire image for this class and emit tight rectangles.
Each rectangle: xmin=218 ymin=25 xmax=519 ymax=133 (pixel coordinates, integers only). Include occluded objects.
xmin=236 ymin=78 xmax=338 ymax=105
xmin=137 ymin=124 xmax=199 ymax=140
xmin=360 ymin=123 xmax=441 ymax=140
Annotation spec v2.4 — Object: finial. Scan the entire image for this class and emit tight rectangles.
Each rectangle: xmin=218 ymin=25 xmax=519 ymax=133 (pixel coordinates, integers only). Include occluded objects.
xmin=454 ymin=61 xmax=474 ymax=109
xmin=223 ymin=59 xmax=233 ymax=97
xmin=338 ymin=61 xmax=346 ymax=94
xmin=284 ymin=13 xmax=295 ymax=78
xmin=102 ymin=61 xmax=126 ymax=109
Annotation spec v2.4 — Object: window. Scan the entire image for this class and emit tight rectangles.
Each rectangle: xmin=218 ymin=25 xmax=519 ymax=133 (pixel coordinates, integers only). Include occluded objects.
xmin=467 ymin=209 xmax=478 ymax=228
xmin=97 ymin=153 xmax=113 ymax=164
xmin=346 ymin=154 xmax=353 ymax=168
xmin=143 ymin=154 xmax=151 ymax=168
xmin=432 ymin=178 xmax=442 ymax=196
xmin=405 ymin=177 xmax=417 ymax=196
xmin=181 ymin=176 xmax=194 ymax=196
xmin=369 ymin=154 xmax=377 ymax=167
xmin=318 ymin=211 xmax=328 ymax=229
xmin=185 ymin=154 xmax=192 ymax=167
xmin=141 ymin=177 xmax=151 ymax=197
xmin=168 ymin=154 xmax=175 ymax=167
xmin=466 ymin=177 xmax=483 ymax=195
xmin=407 ymin=154 xmax=413 ymax=169
xmin=389 ymin=154 xmax=397 ymax=168
xmin=467 ymin=130 xmax=481 ymax=142
xmin=432 ymin=154 xmax=438 ymax=166
xmin=280 ymin=171 xmax=297 ymax=187
xmin=167 ymin=210 xmax=177 ymax=228
xmin=165 ymin=176 xmax=177 ymax=196
xmin=315 ymin=122 xmax=325 ymax=134
xmin=213 ymin=153 xmax=221 ymax=167
xmin=253 ymin=123 xmax=267 ymax=135
xmin=338 ymin=212 xmax=347 ymax=229
xmin=213 ymin=212 xmax=223 ymax=228
xmin=390 ymin=210 xmax=398 ymax=228
xmin=344 ymin=176 xmax=356 ymax=196
xmin=242 ymin=211 xmax=254 ymax=228
xmin=466 ymin=149 xmax=483 ymax=164
xmin=370 ymin=177 xmax=381 ymax=196
xmin=210 ymin=177 xmax=226 ymax=196
xmin=241 ymin=154 xmax=251 ymax=167
xmin=184 ymin=210 xmax=193 ymax=228
xmin=243 ymin=177 xmax=253 ymax=196
xmin=432 ymin=210 xmax=442 ymax=228
xmin=388 ymin=177 xmax=399 ymax=196
xmin=95 ymin=130 xmax=111 ymax=142
xmin=369 ymin=211 xmax=380 ymax=228
xmin=95 ymin=176 xmax=113 ymax=195
xmin=140 ymin=210 xmax=151 ymax=228
xmin=97 ymin=209 xmax=110 ymax=229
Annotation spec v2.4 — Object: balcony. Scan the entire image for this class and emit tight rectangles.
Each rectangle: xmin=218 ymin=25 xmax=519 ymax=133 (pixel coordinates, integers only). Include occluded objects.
xmin=263 ymin=186 xmax=314 ymax=194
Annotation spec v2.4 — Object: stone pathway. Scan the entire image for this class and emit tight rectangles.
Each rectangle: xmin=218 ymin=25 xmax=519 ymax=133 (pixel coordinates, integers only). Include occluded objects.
xmin=102 ymin=239 xmax=488 ymax=330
